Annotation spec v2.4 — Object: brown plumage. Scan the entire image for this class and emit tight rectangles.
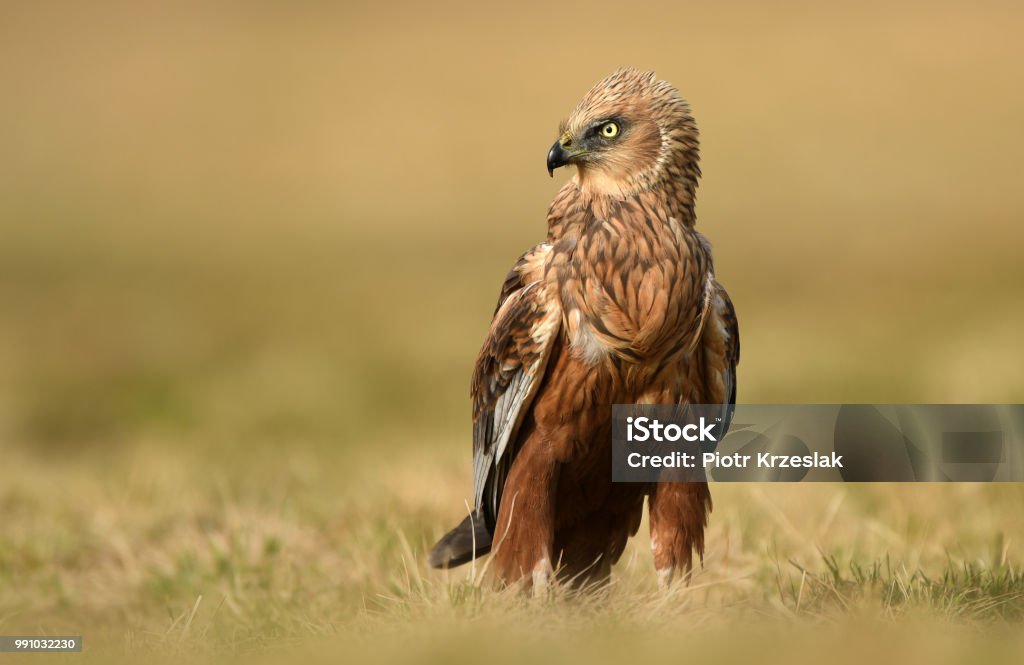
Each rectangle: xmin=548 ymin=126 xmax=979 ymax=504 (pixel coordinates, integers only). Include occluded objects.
xmin=428 ymin=69 xmax=739 ymax=590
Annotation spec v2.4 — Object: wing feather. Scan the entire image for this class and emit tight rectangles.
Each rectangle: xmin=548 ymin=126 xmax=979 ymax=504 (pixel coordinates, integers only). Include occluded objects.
xmin=703 ymin=279 xmax=740 ymax=438
xmin=471 ymin=245 xmax=561 ymax=529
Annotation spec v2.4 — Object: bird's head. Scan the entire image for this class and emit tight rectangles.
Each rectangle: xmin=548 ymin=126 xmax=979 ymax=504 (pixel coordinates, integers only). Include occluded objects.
xmin=547 ymin=68 xmax=699 ymax=200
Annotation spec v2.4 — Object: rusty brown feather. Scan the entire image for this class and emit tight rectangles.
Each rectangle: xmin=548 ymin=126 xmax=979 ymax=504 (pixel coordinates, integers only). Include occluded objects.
xmin=429 ymin=69 xmax=739 ymax=590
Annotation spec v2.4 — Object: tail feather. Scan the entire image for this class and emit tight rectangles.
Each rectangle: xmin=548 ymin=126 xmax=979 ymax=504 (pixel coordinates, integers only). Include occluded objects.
xmin=428 ymin=511 xmax=493 ymax=569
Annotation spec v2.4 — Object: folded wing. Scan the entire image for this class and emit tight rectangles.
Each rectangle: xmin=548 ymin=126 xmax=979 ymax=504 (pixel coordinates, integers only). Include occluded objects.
xmin=471 ymin=244 xmax=561 ymax=530
xmin=700 ymin=279 xmax=740 ymax=438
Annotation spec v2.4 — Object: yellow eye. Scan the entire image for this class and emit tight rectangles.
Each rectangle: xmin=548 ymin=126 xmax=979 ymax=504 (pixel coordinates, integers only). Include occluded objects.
xmin=600 ymin=122 xmax=619 ymax=138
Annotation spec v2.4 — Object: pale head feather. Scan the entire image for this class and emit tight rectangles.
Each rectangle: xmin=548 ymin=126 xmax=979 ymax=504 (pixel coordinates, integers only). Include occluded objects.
xmin=559 ymin=68 xmax=699 ymax=200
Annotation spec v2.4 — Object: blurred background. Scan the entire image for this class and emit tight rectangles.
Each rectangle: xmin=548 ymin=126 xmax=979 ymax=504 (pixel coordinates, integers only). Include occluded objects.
xmin=1 ymin=0 xmax=1023 ymax=658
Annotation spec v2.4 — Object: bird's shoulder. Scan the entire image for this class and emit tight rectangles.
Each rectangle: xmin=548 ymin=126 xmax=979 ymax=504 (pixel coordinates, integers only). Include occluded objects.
xmin=492 ymin=242 xmax=552 ymax=315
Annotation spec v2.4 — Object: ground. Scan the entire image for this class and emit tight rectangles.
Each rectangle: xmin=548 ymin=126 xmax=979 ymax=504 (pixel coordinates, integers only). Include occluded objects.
xmin=3 ymin=443 xmax=1024 ymax=663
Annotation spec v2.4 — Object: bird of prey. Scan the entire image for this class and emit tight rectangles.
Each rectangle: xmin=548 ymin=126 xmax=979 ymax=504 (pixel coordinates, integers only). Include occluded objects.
xmin=428 ymin=69 xmax=739 ymax=590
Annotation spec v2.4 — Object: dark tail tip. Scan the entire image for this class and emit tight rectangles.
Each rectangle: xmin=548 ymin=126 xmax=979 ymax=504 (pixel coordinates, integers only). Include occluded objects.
xmin=428 ymin=511 xmax=493 ymax=569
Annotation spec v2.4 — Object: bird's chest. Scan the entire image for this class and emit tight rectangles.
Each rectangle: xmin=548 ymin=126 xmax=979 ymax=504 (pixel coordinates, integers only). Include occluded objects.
xmin=553 ymin=220 xmax=706 ymax=366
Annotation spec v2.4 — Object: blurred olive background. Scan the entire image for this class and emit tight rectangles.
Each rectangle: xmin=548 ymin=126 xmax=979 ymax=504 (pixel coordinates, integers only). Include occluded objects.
xmin=1 ymin=0 xmax=1024 ymax=658
xmin=3 ymin=0 xmax=1023 ymax=456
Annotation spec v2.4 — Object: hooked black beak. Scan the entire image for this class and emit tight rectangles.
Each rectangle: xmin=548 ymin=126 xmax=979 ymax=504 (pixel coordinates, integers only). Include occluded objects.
xmin=547 ymin=140 xmax=571 ymax=177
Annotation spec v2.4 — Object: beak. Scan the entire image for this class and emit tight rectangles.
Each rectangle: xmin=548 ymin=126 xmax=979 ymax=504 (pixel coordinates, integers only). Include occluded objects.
xmin=547 ymin=139 xmax=572 ymax=177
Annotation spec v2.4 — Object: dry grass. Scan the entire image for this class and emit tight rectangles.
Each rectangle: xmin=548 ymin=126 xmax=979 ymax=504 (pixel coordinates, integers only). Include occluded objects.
xmin=2 ymin=1 xmax=1024 ymax=662
xmin=3 ymin=443 xmax=1024 ymax=662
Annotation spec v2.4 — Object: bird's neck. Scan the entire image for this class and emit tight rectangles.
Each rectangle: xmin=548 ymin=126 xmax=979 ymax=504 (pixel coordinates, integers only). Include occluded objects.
xmin=546 ymin=175 xmax=697 ymax=242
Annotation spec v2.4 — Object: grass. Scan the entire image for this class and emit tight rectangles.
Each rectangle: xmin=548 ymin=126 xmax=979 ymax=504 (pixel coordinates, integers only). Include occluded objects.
xmin=3 ymin=442 xmax=1024 ymax=662
xmin=2 ymin=1 xmax=1024 ymax=662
